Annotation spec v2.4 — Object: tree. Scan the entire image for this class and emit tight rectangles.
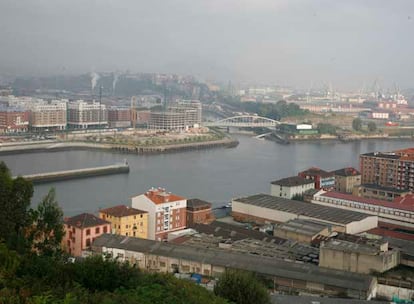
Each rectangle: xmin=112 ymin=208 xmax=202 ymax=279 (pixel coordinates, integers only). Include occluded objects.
xmin=29 ymin=188 xmax=65 ymax=256
xmin=352 ymin=118 xmax=362 ymax=131
xmin=317 ymin=123 xmax=337 ymax=135
xmin=214 ymin=269 xmax=271 ymax=304
xmin=0 ymin=161 xmax=33 ymax=250
xmin=367 ymin=121 xmax=377 ymax=132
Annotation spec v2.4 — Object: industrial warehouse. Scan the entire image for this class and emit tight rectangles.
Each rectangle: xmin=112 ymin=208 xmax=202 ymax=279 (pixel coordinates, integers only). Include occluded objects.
xmin=92 ymin=234 xmax=377 ymax=300
xmin=232 ymin=194 xmax=378 ymax=234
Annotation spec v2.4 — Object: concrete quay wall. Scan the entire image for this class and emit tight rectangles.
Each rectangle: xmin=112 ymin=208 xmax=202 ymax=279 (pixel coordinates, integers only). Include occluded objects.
xmin=19 ymin=164 xmax=130 ymax=184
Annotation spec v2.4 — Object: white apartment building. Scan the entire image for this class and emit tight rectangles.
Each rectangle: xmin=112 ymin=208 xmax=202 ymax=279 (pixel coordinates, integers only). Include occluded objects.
xmin=131 ymin=188 xmax=187 ymax=241
xmin=67 ymin=100 xmax=107 ymax=128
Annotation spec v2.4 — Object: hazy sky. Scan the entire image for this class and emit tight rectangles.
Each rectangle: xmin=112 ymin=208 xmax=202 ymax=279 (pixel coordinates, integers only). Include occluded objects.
xmin=0 ymin=0 xmax=413 ymax=89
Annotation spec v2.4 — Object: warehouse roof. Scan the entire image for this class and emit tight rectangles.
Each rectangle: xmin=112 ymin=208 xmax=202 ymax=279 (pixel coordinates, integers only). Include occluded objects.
xmin=93 ymin=234 xmax=374 ymax=292
xmin=276 ymin=219 xmax=330 ymax=237
xmin=271 ymin=176 xmax=314 ymax=187
xmin=233 ymin=194 xmax=372 ymax=225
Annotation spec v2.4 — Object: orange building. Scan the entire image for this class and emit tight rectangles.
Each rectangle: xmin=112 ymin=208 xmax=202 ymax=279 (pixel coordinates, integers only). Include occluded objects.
xmin=62 ymin=213 xmax=110 ymax=257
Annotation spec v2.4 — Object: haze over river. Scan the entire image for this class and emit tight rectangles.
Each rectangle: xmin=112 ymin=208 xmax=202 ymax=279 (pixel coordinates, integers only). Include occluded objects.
xmin=2 ymin=136 xmax=413 ymax=216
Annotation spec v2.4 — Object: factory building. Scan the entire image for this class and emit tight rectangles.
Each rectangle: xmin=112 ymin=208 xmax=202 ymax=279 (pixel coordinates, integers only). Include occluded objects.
xmin=319 ymin=238 xmax=400 ymax=274
xmin=274 ymin=219 xmax=332 ymax=244
xmin=312 ymin=191 xmax=414 ymax=228
xmin=93 ymin=234 xmax=378 ymax=300
xmin=232 ymin=194 xmax=378 ymax=234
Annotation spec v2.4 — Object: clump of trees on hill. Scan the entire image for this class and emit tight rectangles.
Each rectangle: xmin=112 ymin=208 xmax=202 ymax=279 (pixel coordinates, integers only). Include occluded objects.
xmin=0 ymin=161 xmax=271 ymax=304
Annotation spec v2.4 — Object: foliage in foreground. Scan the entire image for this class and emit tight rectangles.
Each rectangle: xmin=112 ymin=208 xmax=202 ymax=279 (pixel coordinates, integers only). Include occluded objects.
xmin=214 ymin=269 xmax=271 ymax=304
xmin=0 ymin=248 xmax=228 ymax=304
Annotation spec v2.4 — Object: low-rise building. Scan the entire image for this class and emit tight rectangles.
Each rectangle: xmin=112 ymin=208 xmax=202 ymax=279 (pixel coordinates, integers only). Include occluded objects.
xmin=319 ymin=239 xmax=400 ymax=274
xmin=186 ymin=199 xmax=214 ymax=226
xmin=353 ymin=184 xmax=409 ymax=201
xmin=331 ymin=167 xmax=361 ymax=193
xmin=99 ymin=205 xmax=148 ymax=239
xmin=312 ymin=191 xmax=414 ymax=228
xmin=232 ymin=194 xmax=378 ymax=234
xmin=131 ymin=188 xmax=187 ymax=241
xmin=62 ymin=213 xmax=110 ymax=257
xmin=92 ymin=234 xmax=378 ymax=300
xmin=299 ymin=167 xmax=335 ymax=190
xmin=274 ymin=219 xmax=332 ymax=244
xmin=270 ymin=176 xmax=315 ymax=199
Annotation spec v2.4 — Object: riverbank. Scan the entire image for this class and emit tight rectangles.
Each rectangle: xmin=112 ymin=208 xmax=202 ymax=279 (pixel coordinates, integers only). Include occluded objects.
xmin=0 ymin=137 xmax=239 ymax=155
xmin=287 ymin=134 xmax=414 ymax=143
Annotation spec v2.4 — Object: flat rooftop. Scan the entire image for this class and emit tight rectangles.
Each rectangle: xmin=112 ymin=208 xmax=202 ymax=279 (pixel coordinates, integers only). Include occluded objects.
xmin=360 ymin=152 xmax=400 ymax=159
xmin=93 ymin=234 xmax=374 ymax=292
xmin=322 ymin=239 xmax=381 ymax=255
xmin=234 ymin=194 xmax=372 ymax=225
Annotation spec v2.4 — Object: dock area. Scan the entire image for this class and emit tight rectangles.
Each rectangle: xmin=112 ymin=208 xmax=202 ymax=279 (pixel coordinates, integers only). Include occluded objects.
xmin=18 ymin=163 xmax=130 ymax=184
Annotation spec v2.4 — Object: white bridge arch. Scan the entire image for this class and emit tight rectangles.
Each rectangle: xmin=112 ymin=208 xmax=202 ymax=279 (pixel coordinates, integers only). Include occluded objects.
xmin=204 ymin=115 xmax=280 ymax=128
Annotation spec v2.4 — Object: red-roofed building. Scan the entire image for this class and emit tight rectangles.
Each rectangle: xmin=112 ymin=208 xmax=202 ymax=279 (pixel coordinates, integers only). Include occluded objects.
xmin=131 ymin=188 xmax=187 ymax=241
xmin=312 ymin=191 xmax=414 ymax=228
xmin=62 ymin=213 xmax=111 ymax=257
xmin=298 ymin=167 xmax=335 ymax=190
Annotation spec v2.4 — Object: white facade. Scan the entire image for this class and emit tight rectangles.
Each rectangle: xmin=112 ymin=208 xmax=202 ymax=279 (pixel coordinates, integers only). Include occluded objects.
xmin=271 ymin=182 xmax=314 ymax=199
xmin=68 ymin=100 xmax=107 ymax=128
xmin=232 ymin=199 xmax=378 ymax=234
xmin=312 ymin=192 xmax=414 ymax=229
xmin=131 ymin=193 xmax=187 ymax=240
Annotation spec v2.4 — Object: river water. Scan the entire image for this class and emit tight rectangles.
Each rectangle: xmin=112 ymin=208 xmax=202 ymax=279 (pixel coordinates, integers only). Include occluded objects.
xmin=1 ymin=136 xmax=413 ymax=216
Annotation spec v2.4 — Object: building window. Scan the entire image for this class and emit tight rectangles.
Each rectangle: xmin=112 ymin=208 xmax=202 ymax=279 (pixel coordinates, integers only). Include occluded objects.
xmin=103 ymin=226 xmax=108 ymax=233
xmin=95 ymin=227 xmax=100 ymax=234
xmin=160 ymin=261 xmax=166 ymax=267
xmin=86 ymin=238 xmax=91 ymax=247
xmin=86 ymin=229 xmax=90 ymax=236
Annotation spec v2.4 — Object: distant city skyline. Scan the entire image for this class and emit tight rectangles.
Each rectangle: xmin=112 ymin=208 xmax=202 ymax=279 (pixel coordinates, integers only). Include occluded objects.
xmin=1 ymin=0 xmax=414 ymax=90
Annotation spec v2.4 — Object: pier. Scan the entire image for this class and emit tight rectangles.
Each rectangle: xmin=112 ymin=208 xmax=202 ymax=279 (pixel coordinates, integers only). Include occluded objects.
xmin=18 ymin=163 xmax=130 ymax=184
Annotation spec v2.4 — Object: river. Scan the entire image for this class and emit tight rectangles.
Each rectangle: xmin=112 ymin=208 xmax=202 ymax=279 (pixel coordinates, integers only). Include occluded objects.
xmin=1 ymin=136 xmax=413 ymax=216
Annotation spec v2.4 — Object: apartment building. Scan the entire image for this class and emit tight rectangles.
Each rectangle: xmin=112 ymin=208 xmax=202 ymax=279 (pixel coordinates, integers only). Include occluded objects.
xmin=298 ymin=167 xmax=335 ymax=190
xmin=29 ymin=100 xmax=67 ymax=130
xmin=186 ymin=199 xmax=214 ymax=226
xmin=0 ymin=106 xmax=29 ymax=133
xmin=331 ymin=167 xmax=361 ymax=193
xmin=62 ymin=213 xmax=110 ymax=257
xmin=99 ymin=205 xmax=148 ymax=239
xmin=360 ymin=148 xmax=414 ymax=191
xmin=67 ymin=100 xmax=107 ymax=129
xmin=131 ymin=188 xmax=187 ymax=241
xmin=107 ymin=107 xmax=131 ymax=128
